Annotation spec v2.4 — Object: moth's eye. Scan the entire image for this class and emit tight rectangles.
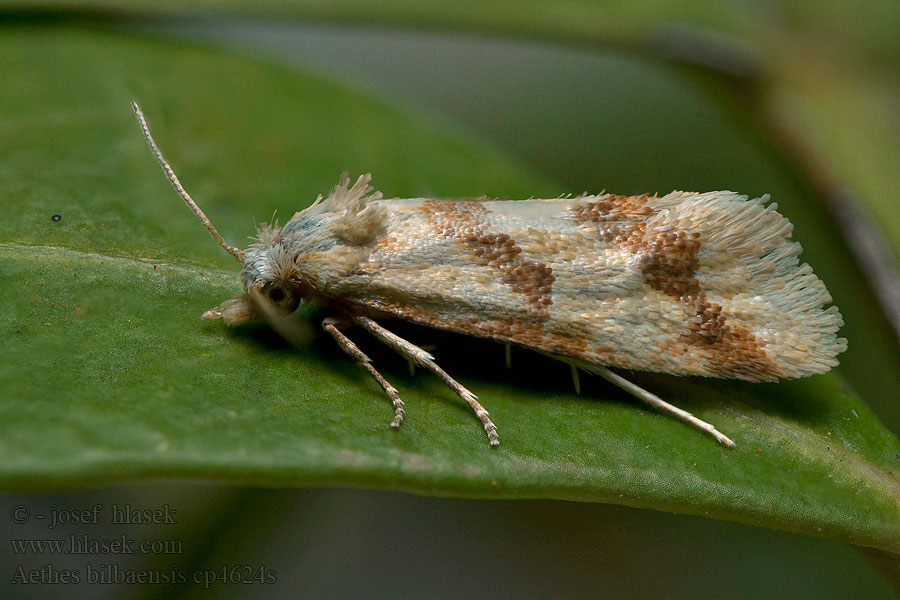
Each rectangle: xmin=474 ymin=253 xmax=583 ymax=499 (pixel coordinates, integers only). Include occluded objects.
xmin=262 ymin=283 xmax=301 ymax=313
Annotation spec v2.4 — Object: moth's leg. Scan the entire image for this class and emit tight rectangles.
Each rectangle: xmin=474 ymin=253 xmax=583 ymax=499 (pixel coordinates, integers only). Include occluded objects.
xmin=570 ymin=365 xmax=581 ymax=395
xmin=249 ymin=287 xmax=314 ymax=347
xmin=593 ymin=366 xmax=735 ymax=447
xmin=322 ymin=317 xmax=405 ymax=429
xmin=353 ymin=315 xmax=500 ymax=448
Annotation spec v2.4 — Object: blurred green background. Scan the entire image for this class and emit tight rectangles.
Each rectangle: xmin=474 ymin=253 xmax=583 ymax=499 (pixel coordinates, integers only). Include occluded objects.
xmin=2 ymin=2 xmax=899 ymax=598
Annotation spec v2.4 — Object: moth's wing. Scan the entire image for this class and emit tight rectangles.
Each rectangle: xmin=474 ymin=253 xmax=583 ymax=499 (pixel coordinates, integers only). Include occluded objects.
xmin=335 ymin=194 xmax=845 ymax=381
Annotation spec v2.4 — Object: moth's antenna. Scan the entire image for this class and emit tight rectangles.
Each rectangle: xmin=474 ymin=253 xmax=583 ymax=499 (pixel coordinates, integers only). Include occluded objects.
xmin=131 ymin=101 xmax=244 ymax=263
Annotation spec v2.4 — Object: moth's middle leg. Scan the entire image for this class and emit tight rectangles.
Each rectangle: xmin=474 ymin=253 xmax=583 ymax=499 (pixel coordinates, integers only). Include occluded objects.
xmin=322 ymin=317 xmax=405 ymax=429
xmin=353 ymin=315 xmax=500 ymax=448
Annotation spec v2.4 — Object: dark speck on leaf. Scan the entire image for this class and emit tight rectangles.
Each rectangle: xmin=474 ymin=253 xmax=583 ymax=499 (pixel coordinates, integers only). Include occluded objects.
xmin=51 ymin=214 xmax=61 ymax=222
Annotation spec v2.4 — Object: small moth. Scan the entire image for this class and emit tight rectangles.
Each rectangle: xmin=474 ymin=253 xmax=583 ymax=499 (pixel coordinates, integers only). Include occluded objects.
xmin=132 ymin=102 xmax=846 ymax=448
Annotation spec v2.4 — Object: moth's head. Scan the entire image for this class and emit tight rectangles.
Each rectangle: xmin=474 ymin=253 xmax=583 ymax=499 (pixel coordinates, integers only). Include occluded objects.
xmin=239 ymin=222 xmax=303 ymax=314
xmin=200 ymin=229 xmax=302 ymax=327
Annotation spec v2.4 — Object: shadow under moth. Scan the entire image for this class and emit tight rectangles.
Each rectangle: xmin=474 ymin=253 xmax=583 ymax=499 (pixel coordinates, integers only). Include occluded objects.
xmin=132 ymin=102 xmax=846 ymax=448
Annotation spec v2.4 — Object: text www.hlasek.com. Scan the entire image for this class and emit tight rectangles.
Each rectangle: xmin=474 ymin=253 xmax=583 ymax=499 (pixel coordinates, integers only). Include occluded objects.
xmin=11 ymin=534 xmax=182 ymax=555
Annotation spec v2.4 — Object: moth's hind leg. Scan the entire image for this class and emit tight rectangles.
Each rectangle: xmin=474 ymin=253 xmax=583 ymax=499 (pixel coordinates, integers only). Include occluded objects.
xmin=592 ymin=366 xmax=735 ymax=447
xmin=322 ymin=317 xmax=405 ymax=429
xmin=354 ymin=316 xmax=500 ymax=448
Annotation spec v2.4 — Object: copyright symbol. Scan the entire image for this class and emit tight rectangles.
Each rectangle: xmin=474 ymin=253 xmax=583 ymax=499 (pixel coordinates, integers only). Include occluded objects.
xmin=11 ymin=505 xmax=29 ymax=524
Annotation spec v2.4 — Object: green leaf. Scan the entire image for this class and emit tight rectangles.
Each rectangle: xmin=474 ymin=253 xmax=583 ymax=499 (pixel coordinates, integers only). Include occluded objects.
xmin=2 ymin=24 xmax=900 ymax=559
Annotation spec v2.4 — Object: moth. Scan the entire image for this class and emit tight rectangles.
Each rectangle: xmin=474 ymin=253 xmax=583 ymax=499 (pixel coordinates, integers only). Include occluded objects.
xmin=132 ymin=102 xmax=846 ymax=448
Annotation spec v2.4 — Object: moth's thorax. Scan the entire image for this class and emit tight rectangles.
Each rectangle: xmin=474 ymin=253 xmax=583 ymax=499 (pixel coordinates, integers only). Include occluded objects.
xmin=240 ymin=173 xmax=389 ymax=300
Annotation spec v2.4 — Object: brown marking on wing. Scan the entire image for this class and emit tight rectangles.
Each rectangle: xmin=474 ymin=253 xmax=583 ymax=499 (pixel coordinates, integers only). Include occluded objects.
xmin=569 ymin=194 xmax=654 ymax=223
xmin=682 ymin=299 xmax=778 ymax=380
xmin=569 ymin=195 xmax=651 ymax=246
xmin=635 ymin=228 xmax=781 ymax=380
xmin=638 ymin=229 xmax=702 ymax=298
xmin=421 ymin=201 xmax=555 ymax=317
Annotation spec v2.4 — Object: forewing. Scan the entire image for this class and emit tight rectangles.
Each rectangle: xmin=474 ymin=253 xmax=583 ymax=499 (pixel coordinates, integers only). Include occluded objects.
xmin=336 ymin=193 xmax=845 ymax=382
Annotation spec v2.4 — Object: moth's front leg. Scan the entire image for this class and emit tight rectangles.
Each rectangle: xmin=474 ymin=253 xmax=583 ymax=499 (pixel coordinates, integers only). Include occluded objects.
xmin=322 ymin=317 xmax=405 ymax=429
xmin=353 ymin=315 xmax=500 ymax=448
